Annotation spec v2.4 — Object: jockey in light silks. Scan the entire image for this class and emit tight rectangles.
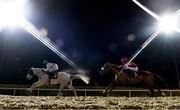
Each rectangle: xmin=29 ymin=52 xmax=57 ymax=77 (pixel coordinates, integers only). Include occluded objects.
xmin=120 ymin=57 xmax=138 ymax=77
xmin=43 ymin=60 xmax=59 ymax=79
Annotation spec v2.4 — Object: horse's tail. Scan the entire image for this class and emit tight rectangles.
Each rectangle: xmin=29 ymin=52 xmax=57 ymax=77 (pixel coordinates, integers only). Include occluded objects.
xmin=154 ymin=74 xmax=167 ymax=88
xmin=71 ymin=74 xmax=90 ymax=84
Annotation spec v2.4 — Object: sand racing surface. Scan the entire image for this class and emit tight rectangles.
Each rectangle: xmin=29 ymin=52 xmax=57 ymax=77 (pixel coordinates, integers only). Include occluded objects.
xmin=0 ymin=95 xmax=180 ymax=109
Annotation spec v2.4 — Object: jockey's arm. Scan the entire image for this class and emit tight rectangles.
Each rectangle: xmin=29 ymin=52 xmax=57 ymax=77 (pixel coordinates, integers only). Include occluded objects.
xmin=117 ymin=65 xmax=123 ymax=68
xmin=53 ymin=64 xmax=59 ymax=71
xmin=127 ymin=66 xmax=138 ymax=72
xmin=46 ymin=63 xmax=59 ymax=72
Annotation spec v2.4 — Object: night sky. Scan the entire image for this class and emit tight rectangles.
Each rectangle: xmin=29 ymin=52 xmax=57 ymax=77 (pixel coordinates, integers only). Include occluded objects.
xmin=0 ymin=0 xmax=180 ymax=88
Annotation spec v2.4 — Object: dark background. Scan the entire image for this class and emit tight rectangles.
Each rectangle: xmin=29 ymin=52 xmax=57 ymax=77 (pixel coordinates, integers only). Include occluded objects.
xmin=0 ymin=0 xmax=180 ymax=88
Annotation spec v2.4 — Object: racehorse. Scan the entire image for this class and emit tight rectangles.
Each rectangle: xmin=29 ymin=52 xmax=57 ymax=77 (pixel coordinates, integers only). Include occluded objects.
xmin=100 ymin=63 xmax=166 ymax=96
xmin=26 ymin=67 xmax=90 ymax=96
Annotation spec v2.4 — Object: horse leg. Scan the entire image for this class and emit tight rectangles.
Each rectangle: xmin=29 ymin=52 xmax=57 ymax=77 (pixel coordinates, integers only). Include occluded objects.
xmin=103 ymin=82 xmax=114 ymax=95
xmin=152 ymin=83 xmax=166 ymax=96
xmin=58 ymin=83 xmax=66 ymax=96
xmin=67 ymin=82 xmax=77 ymax=96
xmin=148 ymin=88 xmax=154 ymax=97
xmin=28 ymin=81 xmax=44 ymax=93
xmin=144 ymin=84 xmax=154 ymax=97
xmin=106 ymin=83 xmax=116 ymax=95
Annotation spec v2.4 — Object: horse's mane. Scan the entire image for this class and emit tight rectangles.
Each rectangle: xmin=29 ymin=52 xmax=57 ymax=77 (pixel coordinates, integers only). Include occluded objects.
xmin=138 ymin=70 xmax=155 ymax=75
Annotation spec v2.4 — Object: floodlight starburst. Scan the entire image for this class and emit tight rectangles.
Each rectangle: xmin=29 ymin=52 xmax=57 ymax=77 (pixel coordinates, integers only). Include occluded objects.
xmin=132 ymin=0 xmax=180 ymax=33
xmin=128 ymin=0 xmax=180 ymax=61
xmin=0 ymin=0 xmax=86 ymax=74
xmin=159 ymin=15 xmax=178 ymax=33
xmin=0 ymin=0 xmax=25 ymax=26
xmin=117 ymin=0 xmax=180 ymax=76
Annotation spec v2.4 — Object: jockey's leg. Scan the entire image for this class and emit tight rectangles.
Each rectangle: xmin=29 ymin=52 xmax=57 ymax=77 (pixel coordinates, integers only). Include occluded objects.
xmin=134 ymin=72 xmax=137 ymax=77
xmin=48 ymin=71 xmax=57 ymax=80
xmin=128 ymin=69 xmax=137 ymax=77
xmin=47 ymin=71 xmax=55 ymax=85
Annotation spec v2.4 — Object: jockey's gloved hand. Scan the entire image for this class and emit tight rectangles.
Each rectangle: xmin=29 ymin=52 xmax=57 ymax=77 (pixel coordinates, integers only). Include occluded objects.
xmin=41 ymin=68 xmax=46 ymax=72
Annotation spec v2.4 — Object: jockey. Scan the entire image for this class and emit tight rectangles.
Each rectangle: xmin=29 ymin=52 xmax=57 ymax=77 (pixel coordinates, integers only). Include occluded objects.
xmin=120 ymin=57 xmax=138 ymax=77
xmin=43 ymin=60 xmax=59 ymax=78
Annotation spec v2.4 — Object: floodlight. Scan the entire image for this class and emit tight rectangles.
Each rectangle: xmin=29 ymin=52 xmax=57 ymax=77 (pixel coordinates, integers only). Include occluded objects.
xmin=0 ymin=0 xmax=27 ymax=26
xmin=159 ymin=15 xmax=178 ymax=33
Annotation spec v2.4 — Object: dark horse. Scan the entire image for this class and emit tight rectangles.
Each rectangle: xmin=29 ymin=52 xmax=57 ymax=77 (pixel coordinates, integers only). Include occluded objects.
xmin=100 ymin=63 xmax=166 ymax=96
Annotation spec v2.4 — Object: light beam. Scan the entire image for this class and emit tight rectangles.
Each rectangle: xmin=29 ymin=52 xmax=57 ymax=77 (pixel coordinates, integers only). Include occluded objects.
xmin=128 ymin=29 xmax=160 ymax=63
xmin=20 ymin=19 xmax=86 ymax=75
xmin=117 ymin=29 xmax=160 ymax=76
xmin=132 ymin=0 xmax=161 ymax=21
xmin=0 ymin=25 xmax=6 ymax=32
xmin=0 ymin=0 xmax=88 ymax=77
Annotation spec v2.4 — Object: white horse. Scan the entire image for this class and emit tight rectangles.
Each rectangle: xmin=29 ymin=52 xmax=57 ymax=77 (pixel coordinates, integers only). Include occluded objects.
xmin=26 ymin=67 xmax=90 ymax=96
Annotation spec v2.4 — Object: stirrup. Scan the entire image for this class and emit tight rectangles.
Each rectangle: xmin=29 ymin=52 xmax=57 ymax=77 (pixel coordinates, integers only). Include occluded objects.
xmin=134 ymin=73 xmax=137 ymax=77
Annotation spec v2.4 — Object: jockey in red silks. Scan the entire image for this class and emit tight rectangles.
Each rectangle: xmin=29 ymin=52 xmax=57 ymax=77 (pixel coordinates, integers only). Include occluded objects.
xmin=120 ymin=57 xmax=138 ymax=77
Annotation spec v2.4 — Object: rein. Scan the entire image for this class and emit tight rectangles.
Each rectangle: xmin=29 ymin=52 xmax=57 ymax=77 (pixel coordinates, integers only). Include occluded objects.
xmin=110 ymin=66 xmax=118 ymax=74
xmin=109 ymin=65 xmax=120 ymax=76
xmin=108 ymin=64 xmax=126 ymax=80
xmin=36 ymin=71 xmax=42 ymax=76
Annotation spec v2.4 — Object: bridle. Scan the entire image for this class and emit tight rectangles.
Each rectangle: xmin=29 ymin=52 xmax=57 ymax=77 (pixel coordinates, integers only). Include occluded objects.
xmin=108 ymin=64 xmax=119 ymax=74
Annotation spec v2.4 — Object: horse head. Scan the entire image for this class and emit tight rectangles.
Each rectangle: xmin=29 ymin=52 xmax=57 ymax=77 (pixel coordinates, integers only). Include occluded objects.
xmin=26 ymin=67 xmax=43 ymax=80
xmin=100 ymin=63 xmax=118 ymax=75
xmin=26 ymin=67 xmax=34 ymax=80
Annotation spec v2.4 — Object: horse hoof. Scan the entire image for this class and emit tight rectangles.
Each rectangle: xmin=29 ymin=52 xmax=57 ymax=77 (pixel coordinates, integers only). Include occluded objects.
xmin=149 ymin=94 xmax=154 ymax=97
xmin=102 ymin=93 xmax=108 ymax=97
xmin=161 ymin=92 xmax=166 ymax=96
xmin=102 ymin=90 xmax=106 ymax=94
xmin=57 ymin=93 xmax=63 ymax=96
xmin=26 ymin=90 xmax=33 ymax=96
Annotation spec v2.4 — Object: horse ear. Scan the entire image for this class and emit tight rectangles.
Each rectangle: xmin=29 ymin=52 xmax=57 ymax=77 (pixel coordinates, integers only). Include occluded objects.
xmin=28 ymin=67 xmax=33 ymax=75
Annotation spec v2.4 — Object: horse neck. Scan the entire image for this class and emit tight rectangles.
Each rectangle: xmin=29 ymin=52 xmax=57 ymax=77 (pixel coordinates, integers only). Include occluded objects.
xmin=34 ymin=69 xmax=44 ymax=77
xmin=108 ymin=64 xmax=119 ymax=74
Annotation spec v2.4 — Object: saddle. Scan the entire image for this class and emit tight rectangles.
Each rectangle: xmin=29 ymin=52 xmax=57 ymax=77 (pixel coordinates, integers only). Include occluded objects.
xmin=47 ymin=71 xmax=58 ymax=79
xmin=124 ymin=69 xmax=137 ymax=78
xmin=41 ymin=69 xmax=58 ymax=79
xmin=46 ymin=71 xmax=58 ymax=85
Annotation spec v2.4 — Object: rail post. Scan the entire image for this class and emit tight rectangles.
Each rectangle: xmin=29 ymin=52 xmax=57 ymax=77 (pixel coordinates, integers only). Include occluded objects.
xmin=13 ymin=89 xmax=16 ymax=96
xmin=84 ymin=89 xmax=87 ymax=96
xmin=37 ymin=89 xmax=40 ymax=96
xmin=129 ymin=90 xmax=131 ymax=97
xmin=170 ymin=91 xmax=172 ymax=97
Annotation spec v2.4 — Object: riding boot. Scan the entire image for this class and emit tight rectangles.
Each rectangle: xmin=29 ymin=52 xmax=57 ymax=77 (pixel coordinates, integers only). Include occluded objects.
xmin=134 ymin=72 xmax=137 ymax=77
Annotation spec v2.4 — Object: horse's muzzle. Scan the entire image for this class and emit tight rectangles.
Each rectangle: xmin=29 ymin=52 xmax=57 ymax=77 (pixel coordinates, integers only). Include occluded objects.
xmin=99 ymin=69 xmax=105 ymax=75
xmin=26 ymin=74 xmax=32 ymax=80
xmin=101 ymin=67 xmax=104 ymax=70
